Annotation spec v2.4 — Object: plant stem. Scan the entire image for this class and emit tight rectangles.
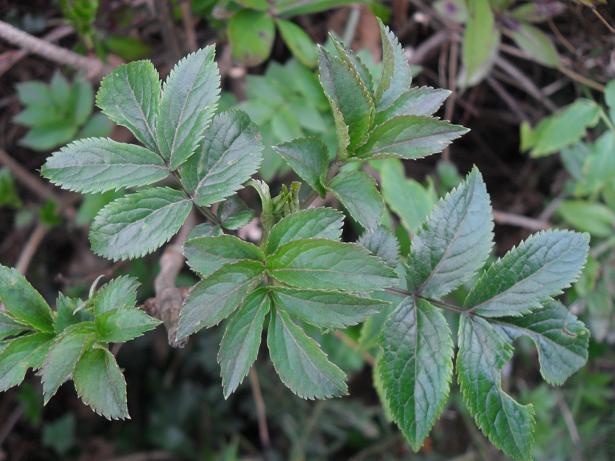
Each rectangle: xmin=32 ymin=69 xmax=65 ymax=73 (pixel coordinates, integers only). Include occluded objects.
xmin=249 ymin=367 xmax=271 ymax=450
xmin=384 ymin=287 xmax=468 ymax=314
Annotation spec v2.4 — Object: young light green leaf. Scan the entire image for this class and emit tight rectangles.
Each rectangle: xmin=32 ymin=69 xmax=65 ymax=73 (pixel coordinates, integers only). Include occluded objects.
xmin=0 ymin=265 xmax=54 ymax=333
xmin=267 ymin=308 xmax=347 ymax=399
xmin=177 ymin=261 xmax=264 ymax=339
xmin=0 ymin=333 xmax=53 ymax=392
xmin=464 ymin=230 xmax=589 ymax=317
xmin=557 ymin=200 xmax=615 ymax=238
xmin=267 ymin=239 xmax=397 ymax=291
xmin=185 ymin=235 xmax=264 ymax=278
xmin=508 ymin=23 xmax=560 ymax=68
xmin=326 ymin=169 xmax=384 ymax=232
xmin=457 ymin=315 xmax=535 ymax=461
xmin=494 ymin=298 xmax=589 ymax=385
xmin=319 ymin=47 xmax=374 ymax=151
xmin=273 ymin=138 xmax=328 ymax=195
xmin=42 ymin=138 xmax=168 ymax=193
xmin=276 ymin=19 xmax=318 ymax=68
xmin=375 ymin=19 xmax=413 ymax=110
xmin=461 ymin=0 xmax=500 ymax=86
xmin=379 ymin=297 xmax=453 ymax=451
xmin=274 ymin=0 xmax=364 ymax=16
xmin=156 ymin=46 xmax=220 ymax=169
xmin=375 ymin=86 xmax=451 ymax=126
xmin=189 ymin=111 xmax=263 ymax=206
xmin=96 ymin=308 xmax=160 ymax=343
xmin=73 ymin=347 xmax=129 ymax=420
xmin=358 ymin=227 xmax=400 ymax=267
xmin=271 ymin=287 xmax=387 ymax=328
xmin=380 ymin=159 xmax=434 ymax=233
xmin=265 ymin=207 xmax=344 ymax=254
xmin=408 ymin=167 xmax=493 ymax=298
xmin=96 ymin=60 xmax=161 ymax=151
xmin=42 ymin=323 xmax=95 ymax=403
xmin=94 ymin=275 xmax=140 ymax=315
xmin=89 ymin=187 xmax=192 ymax=261
xmin=356 ymin=116 xmax=468 ymax=160
xmin=228 ymin=10 xmax=275 ymax=67
xmin=218 ymin=289 xmax=270 ymax=398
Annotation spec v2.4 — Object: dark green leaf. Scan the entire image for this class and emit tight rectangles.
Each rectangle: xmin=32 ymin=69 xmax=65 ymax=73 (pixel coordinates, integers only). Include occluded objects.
xmin=375 ymin=20 xmax=413 ymax=110
xmin=89 ymin=187 xmax=192 ymax=261
xmin=0 ymin=313 xmax=27 ymax=340
xmin=228 ymin=11 xmax=275 ymax=67
xmin=94 ymin=276 xmax=139 ymax=315
xmin=375 ymin=87 xmax=451 ymax=125
xmin=96 ymin=308 xmax=160 ymax=343
xmin=358 ymin=226 xmax=400 ymax=267
xmin=267 ymin=308 xmax=347 ymax=399
xmin=185 ymin=235 xmax=264 ymax=278
xmin=273 ymin=138 xmax=328 ymax=195
xmin=0 ymin=333 xmax=53 ymax=392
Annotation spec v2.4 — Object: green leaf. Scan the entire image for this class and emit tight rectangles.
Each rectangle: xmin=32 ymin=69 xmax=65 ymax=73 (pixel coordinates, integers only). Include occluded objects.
xmin=375 ymin=20 xmax=413 ymax=110
xmin=16 ymin=80 xmax=53 ymax=106
xmin=42 ymin=138 xmax=169 ymax=193
xmin=375 ymin=86 xmax=451 ymax=126
xmin=271 ymin=287 xmax=386 ymax=328
xmin=0 ymin=265 xmax=53 ymax=333
xmin=0 ymin=168 xmax=22 ymax=208
xmin=185 ymin=235 xmax=264 ymax=278
xmin=96 ymin=60 xmax=161 ymax=151
xmin=218 ymin=289 xmax=270 ymax=398
xmin=273 ymin=138 xmax=328 ymax=195
xmin=464 ymin=230 xmax=589 ymax=317
xmin=95 ymin=308 xmax=160 ymax=343
xmin=53 ymin=293 xmax=81 ymax=333
xmin=156 ymin=46 xmax=220 ymax=169
xmin=89 ymin=187 xmax=192 ymax=261
xmin=508 ymin=23 xmax=560 ymax=68
xmin=228 ymin=10 xmax=275 ymax=67
xmin=0 ymin=313 xmax=27 ymax=340
xmin=19 ymin=123 xmax=77 ymax=151
xmin=265 ymin=207 xmax=344 ymax=254
xmin=0 ymin=333 xmax=53 ymax=392
xmin=326 ymin=169 xmax=384 ymax=231
xmin=277 ymin=19 xmax=318 ymax=68
xmin=457 ymin=315 xmax=534 ymax=461
xmin=267 ymin=239 xmax=397 ymax=291
xmin=217 ymin=195 xmax=254 ymax=230
xmin=408 ymin=167 xmax=493 ymax=298
xmin=494 ymin=298 xmax=588 ymax=385
xmin=189 ymin=110 xmax=263 ymax=206
xmin=73 ymin=347 xmax=129 ymax=420
xmin=42 ymin=323 xmax=95 ymax=403
xmin=379 ymin=297 xmax=453 ymax=451
xmin=605 ymin=79 xmax=615 ymax=122
xmin=358 ymin=226 xmax=400 ymax=267
xmin=274 ymin=0 xmax=365 ymax=16
xmin=522 ymin=99 xmax=600 ymax=157
xmin=461 ymin=0 xmax=500 ymax=86
xmin=557 ymin=200 xmax=615 ymax=238
xmin=380 ymin=159 xmax=434 ymax=233
xmin=94 ymin=276 xmax=140 ymax=315
xmin=356 ymin=116 xmax=468 ymax=159
xmin=70 ymin=77 xmax=93 ymax=126
xmin=267 ymin=308 xmax=347 ymax=399
xmin=177 ymin=261 xmax=264 ymax=339
xmin=318 ymin=46 xmax=374 ymax=152
xmin=50 ymin=72 xmax=71 ymax=107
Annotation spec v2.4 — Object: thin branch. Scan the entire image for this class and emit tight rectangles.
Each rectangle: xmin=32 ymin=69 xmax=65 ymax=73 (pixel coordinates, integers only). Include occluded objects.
xmin=493 ymin=210 xmax=550 ymax=231
xmin=408 ymin=30 xmax=451 ymax=65
xmin=0 ymin=20 xmax=110 ymax=79
xmin=0 ymin=406 xmax=23 ymax=448
xmin=486 ymin=77 xmax=528 ymax=122
xmin=15 ymin=223 xmax=48 ymax=275
xmin=495 ymin=56 xmax=557 ymax=112
xmin=249 ymin=367 xmax=271 ymax=450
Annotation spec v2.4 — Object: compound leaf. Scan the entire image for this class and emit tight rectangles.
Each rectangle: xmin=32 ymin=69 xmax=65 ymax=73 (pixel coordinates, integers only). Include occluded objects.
xmin=495 ymin=298 xmax=589 ymax=385
xmin=457 ymin=315 xmax=534 ymax=461
xmin=0 ymin=265 xmax=53 ymax=333
xmin=356 ymin=116 xmax=468 ymax=160
xmin=268 ymin=239 xmax=397 ymax=291
xmin=185 ymin=235 xmax=264 ymax=278
xmin=267 ymin=308 xmax=347 ymax=399
xmin=190 ymin=110 xmax=263 ymax=206
xmin=271 ymin=287 xmax=386 ymax=329
xmin=464 ymin=230 xmax=589 ymax=317
xmin=42 ymin=138 xmax=168 ymax=193
xmin=379 ymin=297 xmax=453 ymax=451
xmin=96 ymin=60 xmax=161 ymax=151
xmin=408 ymin=167 xmax=493 ymax=298
xmin=89 ymin=187 xmax=192 ymax=261
xmin=218 ymin=289 xmax=270 ymax=398
xmin=73 ymin=347 xmax=129 ymax=420
xmin=327 ymin=169 xmax=384 ymax=232
xmin=177 ymin=261 xmax=264 ymax=339
xmin=265 ymin=207 xmax=344 ymax=254
xmin=156 ymin=46 xmax=220 ymax=169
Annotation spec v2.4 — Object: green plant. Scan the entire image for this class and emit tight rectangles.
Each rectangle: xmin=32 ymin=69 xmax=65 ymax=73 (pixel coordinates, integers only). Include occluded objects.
xmin=0 ymin=268 xmax=160 ymax=419
xmin=14 ymin=71 xmax=112 ymax=151
xmin=0 ymin=20 xmax=591 ymax=461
